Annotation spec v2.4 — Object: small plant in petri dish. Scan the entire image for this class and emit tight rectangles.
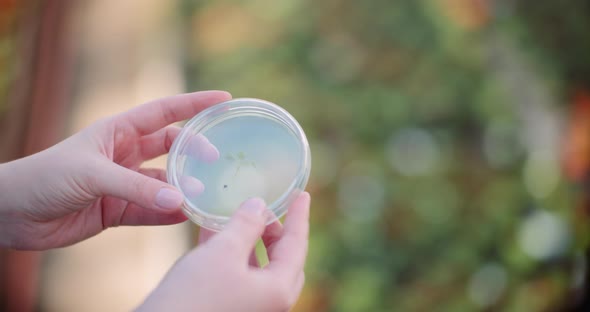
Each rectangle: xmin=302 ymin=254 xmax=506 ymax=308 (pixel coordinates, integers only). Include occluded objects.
xmin=223 ymin=151 xmax=258 ymax=189
xmin=225 ymin=151 xmax=257 ymax=176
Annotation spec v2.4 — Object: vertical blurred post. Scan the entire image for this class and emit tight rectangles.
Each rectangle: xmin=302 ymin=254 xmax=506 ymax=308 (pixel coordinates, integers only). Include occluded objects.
xmin=0 ymin=0 xmax=73 ymax=311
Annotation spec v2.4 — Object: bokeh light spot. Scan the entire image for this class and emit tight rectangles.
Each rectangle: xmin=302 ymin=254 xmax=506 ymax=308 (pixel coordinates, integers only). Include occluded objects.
xmin=386 ymin=127 xmax=441 ymax=176
xmin=467 ymin=262 xmax=508 ymax=308
xmin=518 ymin=210 xmax=570 ymax=261
xmin=338 ymin=173 xmax=386 ymax=223
xmin=522 ymin=152 xmax=560 ymax=199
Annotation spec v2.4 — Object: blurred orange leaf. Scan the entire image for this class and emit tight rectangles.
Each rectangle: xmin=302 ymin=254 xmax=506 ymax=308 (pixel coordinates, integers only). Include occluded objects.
xmin=563 ymin=90 xmax=590 ymax=182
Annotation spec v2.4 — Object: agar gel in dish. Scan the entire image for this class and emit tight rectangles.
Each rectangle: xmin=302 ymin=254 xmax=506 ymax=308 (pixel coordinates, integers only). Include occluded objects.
xmin=183 ymin=115 xmax=300 ymax=216
xmin=167 ymin=98 xmax=311 ymax=231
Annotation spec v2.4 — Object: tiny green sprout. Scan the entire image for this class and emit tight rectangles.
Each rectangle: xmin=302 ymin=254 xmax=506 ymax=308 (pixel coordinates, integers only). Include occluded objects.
xmin=225 ymin=151 xmax=257 ymax=177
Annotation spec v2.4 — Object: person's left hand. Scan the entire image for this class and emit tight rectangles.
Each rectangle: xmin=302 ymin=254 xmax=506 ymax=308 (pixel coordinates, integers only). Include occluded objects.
xmin=0 ymin=90 xmax=231 ymax=250
xmin=139 ymin=193 xmax=311 ymax=312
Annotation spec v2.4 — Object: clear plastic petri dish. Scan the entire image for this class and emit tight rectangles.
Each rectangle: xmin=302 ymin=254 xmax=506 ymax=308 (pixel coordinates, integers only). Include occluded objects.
xmin=167 ymin=98 xmax=311 ymax=231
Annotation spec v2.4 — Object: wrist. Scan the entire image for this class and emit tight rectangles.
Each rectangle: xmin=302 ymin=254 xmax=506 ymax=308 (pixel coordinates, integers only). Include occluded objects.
xmin=0 ymin=161 xmax=20 ymax=247
xmin=0 ymin=159 xmax=30 ymax=212
xmin=0 ymin=158 xmax=37 ymax=248
xmin=0 ymin=161 xmax=19 ymax=212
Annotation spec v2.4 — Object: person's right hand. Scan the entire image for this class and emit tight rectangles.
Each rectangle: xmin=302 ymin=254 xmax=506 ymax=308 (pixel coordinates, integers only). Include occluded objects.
xmin=0 ymin=90 xmax=230 ymax=250
xmin=138 ymin=192 xmax=311 ymax=312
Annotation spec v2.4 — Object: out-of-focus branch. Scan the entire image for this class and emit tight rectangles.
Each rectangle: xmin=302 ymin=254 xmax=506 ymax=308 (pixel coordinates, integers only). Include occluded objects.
xmin=0 ymin=1 xmax=74 ymax=311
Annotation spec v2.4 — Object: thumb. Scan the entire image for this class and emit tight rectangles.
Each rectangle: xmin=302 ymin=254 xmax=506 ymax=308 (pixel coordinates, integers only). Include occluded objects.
xmin=211 ymin=198 xmax=268 ymax=259
xmin=94 ymin=162 xmax=183 ymax=210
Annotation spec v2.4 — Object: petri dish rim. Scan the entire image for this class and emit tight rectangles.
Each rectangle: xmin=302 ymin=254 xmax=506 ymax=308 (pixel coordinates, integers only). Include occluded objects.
xmin=167 ymin=98 xmax=311 ymax=231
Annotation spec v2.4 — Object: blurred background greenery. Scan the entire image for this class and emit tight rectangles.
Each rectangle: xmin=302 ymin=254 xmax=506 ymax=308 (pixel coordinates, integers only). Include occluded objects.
xmin=1 ymin=0 xmax=590 ymax=311
xmin=182 ymin=0 xmax=590 ymax=310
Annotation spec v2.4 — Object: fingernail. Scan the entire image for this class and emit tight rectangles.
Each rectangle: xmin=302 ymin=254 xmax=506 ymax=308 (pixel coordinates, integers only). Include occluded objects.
xmin=240 ymin=197 xmax=266 ymax=216
xmin=302 ymin=191 xmax=310 ymax=199
xmin=155 ymin=188 xmax=184 ymax=210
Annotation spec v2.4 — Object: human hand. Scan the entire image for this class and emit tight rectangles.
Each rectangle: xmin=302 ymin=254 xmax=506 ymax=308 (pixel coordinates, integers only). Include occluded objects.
xmin=139 ymin=192 xmax=311 ymax=312
xmin=0 ymin=90 xmax=232 ymax=250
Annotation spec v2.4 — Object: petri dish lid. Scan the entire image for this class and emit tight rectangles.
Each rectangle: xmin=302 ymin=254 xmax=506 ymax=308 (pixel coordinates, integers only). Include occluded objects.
xmin=167 ymin=98 xmax=311 ymax=231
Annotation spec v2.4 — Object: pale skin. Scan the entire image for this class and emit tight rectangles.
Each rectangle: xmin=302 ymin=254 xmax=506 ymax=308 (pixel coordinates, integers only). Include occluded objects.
xmin=0 ymin=90 xmax=311 ymax=312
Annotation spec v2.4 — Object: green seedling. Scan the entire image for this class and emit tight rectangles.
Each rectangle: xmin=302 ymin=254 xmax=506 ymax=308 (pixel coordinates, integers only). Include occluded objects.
xmin=224 ymin=152 xmax=257 ymax=189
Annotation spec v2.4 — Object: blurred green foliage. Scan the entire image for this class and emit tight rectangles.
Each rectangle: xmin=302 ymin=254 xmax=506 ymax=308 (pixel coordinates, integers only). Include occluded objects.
xmin=0 ymin=1 xmax=20 ymax=115
xmin=182 ymin=0 xmax=589 ymax=310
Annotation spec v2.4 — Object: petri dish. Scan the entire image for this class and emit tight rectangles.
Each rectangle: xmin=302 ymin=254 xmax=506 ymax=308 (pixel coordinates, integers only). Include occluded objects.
xmin=167 ymin=98 xmax=311 ymax=231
